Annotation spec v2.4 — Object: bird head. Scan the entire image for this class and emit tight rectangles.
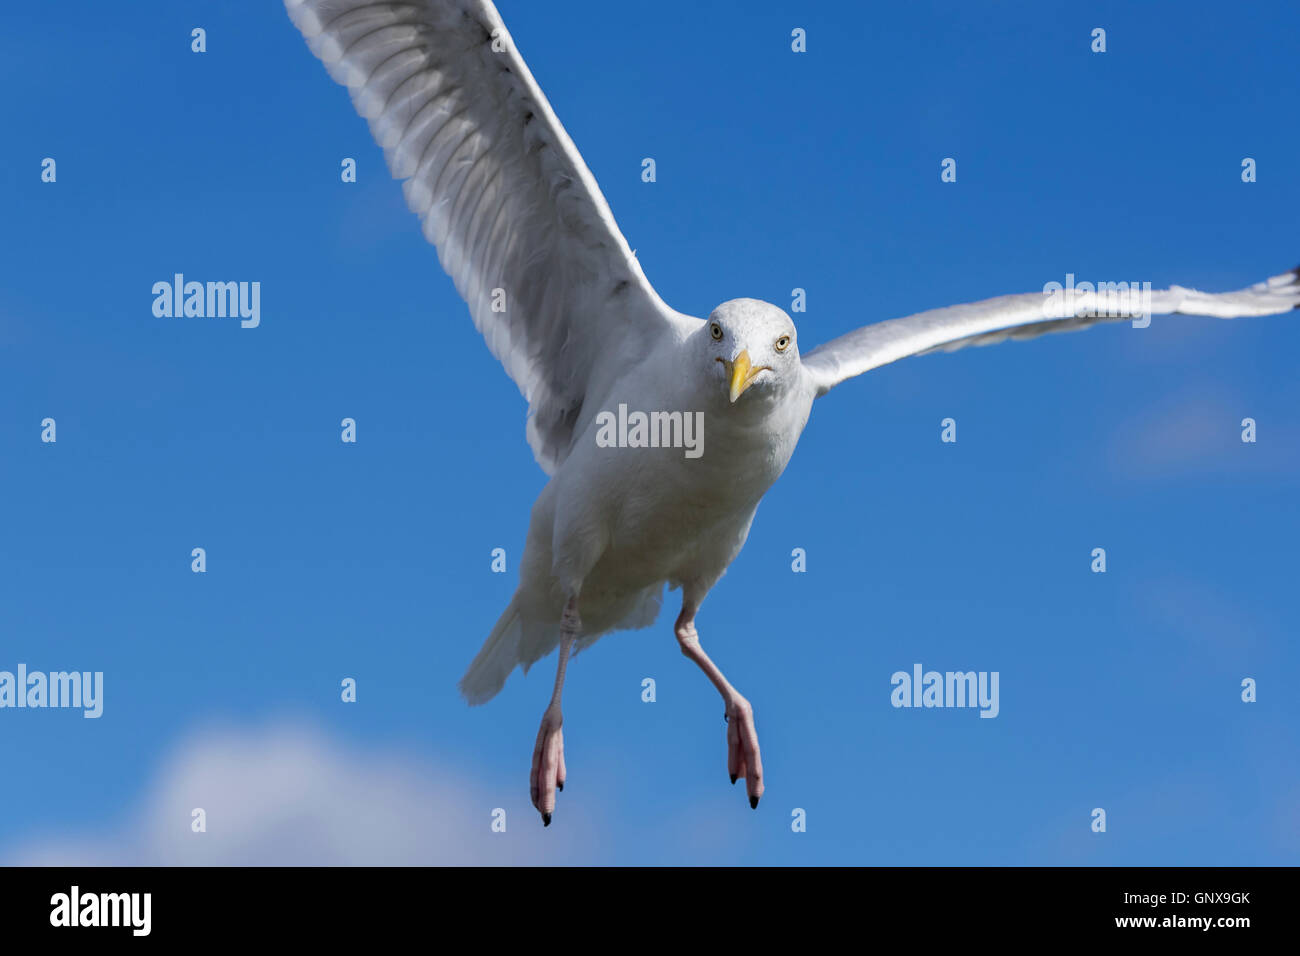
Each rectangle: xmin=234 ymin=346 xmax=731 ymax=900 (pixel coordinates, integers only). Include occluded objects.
xmin=703 ymin=299 xmax=800 ymax=405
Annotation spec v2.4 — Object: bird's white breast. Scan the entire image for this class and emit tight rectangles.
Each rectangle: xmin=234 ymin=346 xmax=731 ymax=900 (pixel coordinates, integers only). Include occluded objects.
xmin=551 ymin=344 xmax=812 ymax=599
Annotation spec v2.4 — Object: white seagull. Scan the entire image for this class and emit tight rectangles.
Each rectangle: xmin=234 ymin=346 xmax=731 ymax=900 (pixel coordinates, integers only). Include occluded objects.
xmin=286 ymin=0 xmax=1299 ymax=824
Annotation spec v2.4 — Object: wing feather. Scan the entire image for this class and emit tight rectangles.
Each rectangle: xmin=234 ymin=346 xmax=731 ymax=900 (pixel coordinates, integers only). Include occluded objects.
xmin=286 ymin=0 xmax=685 ymax=472
xmin=803 ymin=268 xmax=1300 ymax=395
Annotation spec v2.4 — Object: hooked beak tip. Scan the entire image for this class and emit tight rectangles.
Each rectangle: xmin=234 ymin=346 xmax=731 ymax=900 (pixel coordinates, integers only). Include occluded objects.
xmin=724 ymin=349 xmax=754 ymax=403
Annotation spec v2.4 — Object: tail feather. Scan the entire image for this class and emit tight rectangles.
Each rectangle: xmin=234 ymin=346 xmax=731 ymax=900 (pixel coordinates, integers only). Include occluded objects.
xmin=459 ymin=582 xmax=667 ymax=705
xmin=459 ymin=596 xmax=523 ymax=706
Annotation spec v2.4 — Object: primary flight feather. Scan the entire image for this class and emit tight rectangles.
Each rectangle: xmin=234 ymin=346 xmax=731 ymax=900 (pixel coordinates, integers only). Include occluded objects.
xmin=286 ymin=0 xmax=1298 ymax=824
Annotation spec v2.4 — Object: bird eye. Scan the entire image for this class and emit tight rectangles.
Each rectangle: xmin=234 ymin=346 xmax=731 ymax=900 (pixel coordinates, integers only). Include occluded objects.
xmin=775 ymin=335 xmax=791 ymax=352
xmin=710 ymin=323 xmax=723 ymax=341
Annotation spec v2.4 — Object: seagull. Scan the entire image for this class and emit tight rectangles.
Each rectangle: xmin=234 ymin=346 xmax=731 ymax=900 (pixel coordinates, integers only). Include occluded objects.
xmin=286 ymin=0 xmax=1299 ymax=825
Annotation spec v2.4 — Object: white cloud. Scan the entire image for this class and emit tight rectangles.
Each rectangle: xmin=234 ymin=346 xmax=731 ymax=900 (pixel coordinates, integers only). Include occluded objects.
xmin=7 ymin=721 xmax=603 ymax=865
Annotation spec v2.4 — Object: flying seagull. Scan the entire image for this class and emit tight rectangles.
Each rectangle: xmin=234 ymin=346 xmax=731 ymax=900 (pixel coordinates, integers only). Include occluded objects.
xmin=286 ymin=0 xmax=1299 ymax=825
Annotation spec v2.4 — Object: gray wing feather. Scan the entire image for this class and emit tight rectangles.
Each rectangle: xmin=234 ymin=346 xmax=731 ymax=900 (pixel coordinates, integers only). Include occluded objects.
xmin=803 ymin=268 xmax=1299 ymax=396
xmin=287 ymin=0 xmax=682 ymax=472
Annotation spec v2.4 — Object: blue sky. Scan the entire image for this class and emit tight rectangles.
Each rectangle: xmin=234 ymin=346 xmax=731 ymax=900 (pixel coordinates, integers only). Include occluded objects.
xmin=2 ymin=0 xmax=1298 ymax=865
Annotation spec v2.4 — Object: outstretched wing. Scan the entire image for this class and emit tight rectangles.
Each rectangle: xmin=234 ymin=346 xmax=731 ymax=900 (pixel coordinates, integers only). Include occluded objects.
xmin=286 ymin=0 xmax=686 ymax=472
xmin=802 ymin=268 xmax=1300 ymax=396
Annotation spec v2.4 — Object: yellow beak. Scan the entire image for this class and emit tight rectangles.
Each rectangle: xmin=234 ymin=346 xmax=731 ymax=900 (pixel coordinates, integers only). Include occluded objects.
xmin=721 ymin=350 xmax=769 ymax=403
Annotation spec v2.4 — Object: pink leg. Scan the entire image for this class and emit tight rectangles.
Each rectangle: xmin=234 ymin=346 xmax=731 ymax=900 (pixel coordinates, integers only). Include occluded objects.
xmin=530 ymin=596 xmax=579 ymax=826
xmin=674 ymin=604 xmax=764 ymax=809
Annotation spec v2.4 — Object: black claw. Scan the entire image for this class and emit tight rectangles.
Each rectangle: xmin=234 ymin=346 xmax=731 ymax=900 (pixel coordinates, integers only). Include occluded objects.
xmin=543 ymin=812 xmax=552 ymax=827
xmin=730 ymin=774 xmax=737 ymax=784
xmin=557 ymin=781 xmax=564 ymax=792
xmin=749 ymin=795 xmax=759 ymax=809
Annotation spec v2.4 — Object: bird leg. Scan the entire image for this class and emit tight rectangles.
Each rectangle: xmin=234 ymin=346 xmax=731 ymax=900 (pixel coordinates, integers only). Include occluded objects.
xmin=531 ymin=596 xmax=579 ymax=826
xmin=674 ymin=605 xmax=764 ymax=808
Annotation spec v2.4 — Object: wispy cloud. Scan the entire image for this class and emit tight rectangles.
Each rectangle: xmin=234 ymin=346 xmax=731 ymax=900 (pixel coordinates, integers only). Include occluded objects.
xmin=1107 ymin=387 xmax=1300 ymax=480
xmin=7 ymin=721 xmax=603 ymax=865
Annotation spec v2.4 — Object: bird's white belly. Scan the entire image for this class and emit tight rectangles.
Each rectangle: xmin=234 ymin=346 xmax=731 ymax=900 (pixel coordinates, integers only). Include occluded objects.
xmin=572 ymin=426 xmax=793 ymax=600
xmin=602 ymin=479 xmax=749 ymax=585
